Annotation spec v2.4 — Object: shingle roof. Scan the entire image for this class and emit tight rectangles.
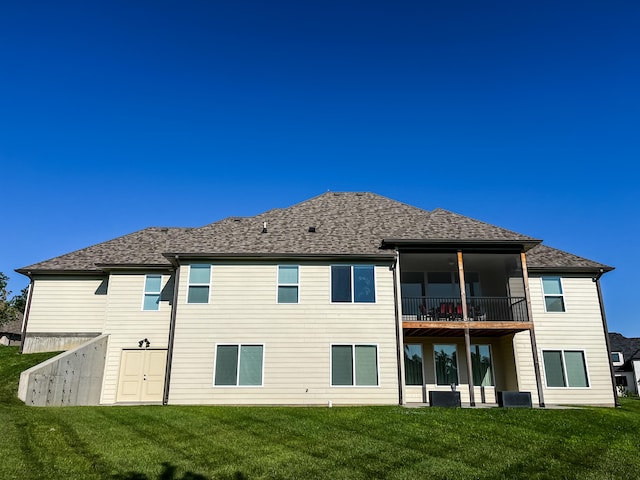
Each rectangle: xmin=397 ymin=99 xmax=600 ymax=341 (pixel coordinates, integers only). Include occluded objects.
xmin=17 ymin=227 xmax=191 ymax=272
xmin=609 ymin=333 xmax=640 ymax=371
xmin=16 ymin=192 xmax=611 ymax=274
xmin=0 ymin=316 xmax=23 ymax=335
xmin=168 ymin=192 xmax=539 ymax=257
xmin=525 ymin=244 xmax=613 ymax=272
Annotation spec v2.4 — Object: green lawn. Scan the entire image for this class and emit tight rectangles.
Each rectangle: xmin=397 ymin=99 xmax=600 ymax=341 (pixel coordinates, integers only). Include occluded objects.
xmin=2 ymin=346 xmax=640 ymax=480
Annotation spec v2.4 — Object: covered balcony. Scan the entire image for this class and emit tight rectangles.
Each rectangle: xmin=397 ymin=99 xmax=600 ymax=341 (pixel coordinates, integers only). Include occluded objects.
xmin=400 ymin=252 xmax=533 ymax=337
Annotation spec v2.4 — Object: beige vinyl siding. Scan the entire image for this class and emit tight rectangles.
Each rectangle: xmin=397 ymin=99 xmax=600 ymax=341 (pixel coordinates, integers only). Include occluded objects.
xmin=512 ymin=331 xmax=540 ymax=405
xmin=168 ymin=261 xmax=399 ymax=405
xmin=515 ymin=274 xmax=614 ymax=406
xmin=26 ymin=275 xmax=108 ymax=334
xmin=99 ymin=272 xmax=173 ymax=404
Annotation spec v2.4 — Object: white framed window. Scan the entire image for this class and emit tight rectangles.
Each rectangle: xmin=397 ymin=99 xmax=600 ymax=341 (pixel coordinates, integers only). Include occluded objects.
xmin=434 ymin=344 xmax=458 ymax=385
xmin=611 ymin=352 xmax=624 ymax=366
xmin=542 ymin=349 xmax=589 ymax=388
xmin=142 ymin=274 xmax=162 ymax=311
xmin=214 ymin=344 xmax=264 ymax=386
xmin=331 ymin=344 xmax=378 ymax=386
xmin=330 ymin=265 xmax=375 ymax=303
xmin=404 ymin=344 xmax=424 ymax=386
xmin=277 ymin=265 xmax=299 ymax=304
xmin=187 ymin=264 xmax=211 ymax=304
xmin=542 ymin=276 xmax=565 ymax=312
xmin=471 ymin=344 xmax=494 ymax=386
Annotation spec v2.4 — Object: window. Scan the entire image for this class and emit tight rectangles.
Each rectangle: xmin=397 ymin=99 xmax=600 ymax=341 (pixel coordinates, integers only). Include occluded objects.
xmin=404 ymin=344 xmax=423 ymax=386
xmin=214 ymin=344 xmax=264 ymax=386
xmin=142 ymin=275 xmax=162 ymax=311
xmin=188 ymin=264 xmax=210 ymax=304
xmin=277 ymin=265 xmax=299 ymax=303
xmin=331 ymin=344 xmax=378 ymax=386
xmin=471 ymin=344 xmax=494 ymax=386
xmin=611 ymin=352 xmax=624 ymax=365
xmin=331 ymin=265 xmax=375 ymax=303
xmin=434 ymin=344 xmax=458 ymax=385
xmin=542 ymin=350 xmax=589 ymax=387
xmin=615 ymin=375 xmax=628 ymax=387
xmin=542 ymin=277 xmax=565 ymax=312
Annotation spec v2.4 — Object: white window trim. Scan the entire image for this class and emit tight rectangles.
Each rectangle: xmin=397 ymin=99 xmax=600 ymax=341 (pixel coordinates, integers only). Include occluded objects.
xmin=141 ymin=274 xmax=162 ymax=311
xmin=329 ymin=265 xmax=377 ymax=304
xmin=187 ymin=264 xmax=211 ymax=304
xmin=213 ymin=343 xmax=265 ymax=387
xmin=329 ymin=343 xmax=380 ymax=387
xmin=541 ymin=276 xmax=566 ymax=313
xmin=611 ymin=352 xmax=624 ymax=366
xmin=433 ymin=343 xmax=460 ymax=386
xmin=471 ymin=343 xmax=495 ymax=387
xmin=541 ymin=348 xmax=591 ymax=389
xmin=276 ymin=265 xmax=300 ymax=304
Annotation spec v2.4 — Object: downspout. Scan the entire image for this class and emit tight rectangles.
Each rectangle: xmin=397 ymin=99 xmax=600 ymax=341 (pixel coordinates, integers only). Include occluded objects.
xmin=392 ymin=249 xmax=405 ymax=405
xmin=594 ymin=269 xmax=619 ymax=407
xmin=163 ymin=257 xmax=181 ymax=405
xmin=19 ymin=275 xmax=34 ymax=354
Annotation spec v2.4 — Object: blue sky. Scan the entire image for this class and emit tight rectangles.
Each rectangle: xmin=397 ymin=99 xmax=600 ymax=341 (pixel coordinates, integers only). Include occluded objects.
xmin=1 ymin=1 xmax=638 ymax=335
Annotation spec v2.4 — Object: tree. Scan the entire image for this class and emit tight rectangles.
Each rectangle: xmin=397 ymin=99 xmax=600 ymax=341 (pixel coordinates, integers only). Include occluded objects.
xmin=0 ymin=272 xmax=26 ymax=326
xmin=10 ymin=286 xmax=28 ymax=313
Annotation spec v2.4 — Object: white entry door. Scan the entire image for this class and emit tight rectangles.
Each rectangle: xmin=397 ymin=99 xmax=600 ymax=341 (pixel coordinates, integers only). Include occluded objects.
xmin=117 ymin=349 xmax=167 ymax=403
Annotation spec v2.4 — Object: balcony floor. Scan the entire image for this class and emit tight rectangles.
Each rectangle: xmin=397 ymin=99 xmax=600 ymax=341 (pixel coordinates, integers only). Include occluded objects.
xmin=403 ymin=319 xmax=533 ymax=337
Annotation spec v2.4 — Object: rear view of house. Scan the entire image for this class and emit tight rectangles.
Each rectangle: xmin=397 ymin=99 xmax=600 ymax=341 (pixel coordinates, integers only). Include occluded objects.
xmin=17 ymin=192 xmax=616 ymax=407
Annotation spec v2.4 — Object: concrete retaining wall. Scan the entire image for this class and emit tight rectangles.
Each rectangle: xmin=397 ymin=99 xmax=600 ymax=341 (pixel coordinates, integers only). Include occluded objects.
xmin=22 ymin=333 xmax=101 ymax=354
xmin=19 ymin=335 xmax=109 ymax=406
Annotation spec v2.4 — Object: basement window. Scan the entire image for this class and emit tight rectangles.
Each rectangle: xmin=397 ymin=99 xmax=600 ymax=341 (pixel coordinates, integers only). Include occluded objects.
xmin=542 ymin=350 xmax=589 ymax=388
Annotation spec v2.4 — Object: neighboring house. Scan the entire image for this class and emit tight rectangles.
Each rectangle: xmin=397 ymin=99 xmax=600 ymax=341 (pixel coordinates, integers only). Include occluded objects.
xmin=16 ymin=192 xmax=616 ymax=407
xmin=609 ymin=332 xmax=640 ymax=395
xmin=0 ymin=315 xmax=23 ymax=346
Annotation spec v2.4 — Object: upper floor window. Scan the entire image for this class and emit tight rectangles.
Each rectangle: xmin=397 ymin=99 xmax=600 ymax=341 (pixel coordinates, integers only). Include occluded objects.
xmin=542 ymin=277 xmax=565 ymax=312
xmin=188 ymin=264 xmax=211 ymax=304
xmin=142 ymin=274 xmax=162 ymax=311
xmin=331 ymin=265 xmax=375 ymax=303
xmin=611 ymin=352 xmax=624 ymax=365
xmin=277 ymin=265 xmax=299 ymax=304
xmin=542 ymin=349 xmax=589 ymax=388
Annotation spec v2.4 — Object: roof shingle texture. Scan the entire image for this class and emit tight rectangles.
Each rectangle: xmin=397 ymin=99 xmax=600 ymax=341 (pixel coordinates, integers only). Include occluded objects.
xmin=19 ymin=227 xmax=191 ymax=271
xmin=609 ymin=332 xmax=640 ymax=370
xmin=17 ymin=192 xmax=611 ymax=272
xmin=168 ymin=192 xmax=536 ymax=256
xmin=525 ymin=244 xmax=612 ymax=271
